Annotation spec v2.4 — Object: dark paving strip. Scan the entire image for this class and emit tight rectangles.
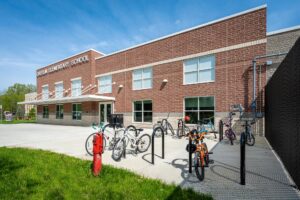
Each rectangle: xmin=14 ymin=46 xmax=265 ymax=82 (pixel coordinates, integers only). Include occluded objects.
xmin=177 ymin=136 xmax=300 ymax=200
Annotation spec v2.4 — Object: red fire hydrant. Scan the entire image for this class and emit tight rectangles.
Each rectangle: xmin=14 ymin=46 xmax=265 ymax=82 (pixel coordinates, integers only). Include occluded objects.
xmin=92 ymin=132 xmax=103 ymax=176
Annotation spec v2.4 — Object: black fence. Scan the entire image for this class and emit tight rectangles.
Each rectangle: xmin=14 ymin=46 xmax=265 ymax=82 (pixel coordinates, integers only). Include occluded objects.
xmin=265 ymin=38 xmax=300 ymax=188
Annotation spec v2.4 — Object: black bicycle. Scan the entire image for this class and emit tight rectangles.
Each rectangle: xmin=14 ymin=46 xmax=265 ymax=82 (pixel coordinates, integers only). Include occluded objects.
xmin=153 ymin=113 xmax=175 ymax=137
xmin=177 ymin=118 xmax=190 ymax=138
xmin=241 ymin=120 xmax=255 ymax=146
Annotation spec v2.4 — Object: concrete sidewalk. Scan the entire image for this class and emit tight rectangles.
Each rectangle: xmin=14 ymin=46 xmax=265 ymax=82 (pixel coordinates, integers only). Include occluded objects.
xmin=0 ymin=124 xmax=299 ymax=199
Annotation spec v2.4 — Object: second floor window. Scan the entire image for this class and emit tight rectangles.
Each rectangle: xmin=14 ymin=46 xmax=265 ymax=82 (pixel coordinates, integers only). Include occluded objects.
xmin=71 ymin=79 xmax=82 ymax=97
xmin=98 ymin=75 xmax=112 ymax=94
xmin=55 ymin=83 xmax=64 ymax=98
xmin=184 ymin=55 xmax=215 ymax=84
xmin=42 ymin=85 xmax=49 ymax=100
xmin=133 ymin=67 xmax=152 ymax=90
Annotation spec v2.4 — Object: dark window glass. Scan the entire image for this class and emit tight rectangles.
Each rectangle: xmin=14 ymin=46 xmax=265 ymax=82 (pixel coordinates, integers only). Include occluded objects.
xmin=134 ymin=101 xmax=142 ymax=111
xmin=56 ymin=105 xmax=64 ymax=119
xmin=143 ymin=112 xmax=152 ymax=122
xmin=134 ymin=112 xmax=142 ymax=122
xmin=185 ymin=98 xmax=198 ymax=110
xmin=184 ymin=96 xmax=214 ymax=124
xmin=43 ymin=106 xmax=49 ymax=119
xmin=133 ymin=100 xmax=152 ymax=123
xmin=199 ymin=97 xmax=214 ymax=110
xmin=72 ymin=104 xmax=82 ymax=120
xmin=143 ymin=100 xmax=152 ymax=111
xmin=185 ymin=112 xmax=198 ymax=124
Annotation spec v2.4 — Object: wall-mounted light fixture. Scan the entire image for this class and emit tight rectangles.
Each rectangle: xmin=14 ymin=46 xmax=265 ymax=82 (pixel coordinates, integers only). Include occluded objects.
xmin=113 ymin=82 xmax=116 ymax=85
xmin=163 ymin=79 xmax=168 ymax=83
xmin=119 ymin=84 xmax=124 ymax=88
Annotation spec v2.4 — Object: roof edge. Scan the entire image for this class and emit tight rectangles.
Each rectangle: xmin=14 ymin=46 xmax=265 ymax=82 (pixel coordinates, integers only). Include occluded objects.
xmin=267 ymin=25 xmax=300 ymax=36
xmin=36 ymin=49 xmax=104 ymax=71
xmin=95 ymin=4 xmax=267 ymax=60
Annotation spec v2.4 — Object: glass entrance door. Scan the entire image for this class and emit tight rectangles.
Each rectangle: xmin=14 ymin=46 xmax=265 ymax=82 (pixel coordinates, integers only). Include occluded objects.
xmin=99 ymin=102 xmax=112 ymax=123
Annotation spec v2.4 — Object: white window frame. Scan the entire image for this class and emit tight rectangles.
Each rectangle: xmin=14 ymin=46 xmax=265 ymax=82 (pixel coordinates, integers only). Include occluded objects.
xmin=42 ymin=85 xmax=49 ymax=100
xmin=183 ymin=96 xmax=215 ymax=124
xmin=55 ymin=82 xmax=64 ymax=99
xmin=132 ymin=67 xmax=152 ymax=90
xmin=71 ymin=78 xmax=82 ymax=97
xmin=183 ymin=55 xmax=215 ymax=85
xmin=98 ymin=75 xmax=112 ymax=94
xmin=132 ymin=100 xmax=153 ymax=123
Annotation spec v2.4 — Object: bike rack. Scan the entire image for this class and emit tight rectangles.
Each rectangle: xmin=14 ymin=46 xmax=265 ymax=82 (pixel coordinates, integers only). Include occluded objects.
xmin=240 ymin=121 xmax=247 ymax=185
xmin=151 ymin=127 xmax=165 ymax=164
xmin=219 ymin=120 xmax=223 ymax=141
xmin=188 ymin=136 xmax=192 ymax=173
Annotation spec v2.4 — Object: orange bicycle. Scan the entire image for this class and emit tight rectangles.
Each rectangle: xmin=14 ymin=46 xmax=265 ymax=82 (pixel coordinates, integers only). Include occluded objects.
xmin=186 ymin=129 xmax=214 ymax=181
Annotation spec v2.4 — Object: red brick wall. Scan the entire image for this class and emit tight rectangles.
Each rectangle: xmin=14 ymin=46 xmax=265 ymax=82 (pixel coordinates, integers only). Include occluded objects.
xmin=94 ymin=8 xmax=266 ymax=113
xmin=36 ymin=50 xmax=102 ymax=97
xmin=95 ymin=8 xmax=266 ymax=74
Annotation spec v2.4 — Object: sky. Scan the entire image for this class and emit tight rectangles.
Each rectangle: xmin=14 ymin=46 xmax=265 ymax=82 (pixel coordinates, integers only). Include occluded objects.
xmin=0 ymin=0 xmax=300 ymax=91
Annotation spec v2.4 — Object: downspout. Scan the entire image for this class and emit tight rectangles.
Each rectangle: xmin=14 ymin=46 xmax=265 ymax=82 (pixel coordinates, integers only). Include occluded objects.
xmin=252 ymin=51 xmax=288 ymax=117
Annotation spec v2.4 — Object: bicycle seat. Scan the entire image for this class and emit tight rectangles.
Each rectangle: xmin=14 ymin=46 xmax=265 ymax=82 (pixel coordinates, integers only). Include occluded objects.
xmin=137 ymin=128 xmax=144 ymax=132
xmin=157 ymin=121 xmax=162 ymax=123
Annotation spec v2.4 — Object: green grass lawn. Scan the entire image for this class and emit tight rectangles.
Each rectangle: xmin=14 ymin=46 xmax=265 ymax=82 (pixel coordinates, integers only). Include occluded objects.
xmin=0 ymin=119 xmax=36 ymax=124
xmin=0 ymin=147 xmax=212 ymax=200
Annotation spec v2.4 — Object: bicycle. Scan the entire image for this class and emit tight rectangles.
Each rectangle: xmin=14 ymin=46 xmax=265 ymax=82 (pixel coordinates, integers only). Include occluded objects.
xmin=153 ymin=113 xmax=175 ymax=137
xmin=85 ymin=123 xmax=125 ymax=156
xmin=112 ymin=125 xmax=151 ymax=161
xmin=223 ymin=112 xmax=237 ymax=145
xmin=241 ymin=120 xmax=255 ymax=146
xmin=185 ymin=129 xmax=213 ymax=181
xmin=197 ymin=117 xmax=217 ymax=139
xmin=177 ymin=118 xmax=190 ymax=138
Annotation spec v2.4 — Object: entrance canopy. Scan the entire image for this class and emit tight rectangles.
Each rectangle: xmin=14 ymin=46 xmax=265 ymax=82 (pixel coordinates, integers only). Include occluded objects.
xmin=18 ymin=95 xmax=115 ymax=105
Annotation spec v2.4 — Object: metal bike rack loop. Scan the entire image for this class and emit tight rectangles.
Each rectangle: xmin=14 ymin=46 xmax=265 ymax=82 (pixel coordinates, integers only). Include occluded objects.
xmin=151 ymin=127 xmax=165 ymax=164
xmin=240 ymin=121 xmax=247 ymax=185
xmin=219 ymin=120 xmax=224 ymax=142
xmin=188 ymin=136 xmax=192 ymax=173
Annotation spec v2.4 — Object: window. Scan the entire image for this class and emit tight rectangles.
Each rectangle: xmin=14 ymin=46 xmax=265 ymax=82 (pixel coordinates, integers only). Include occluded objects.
xmin=184 ymin=55 xmax=215 ymax=84
xmin=42 ymin=106 xmax=49 ymax=118
xmin=133 ymin=100 xmax=152 ymax=123
xmin=71 ymin=79 xmax=82 ymax=97
xmin=133 ymin=67 xmax=152 ymax=90
xmin=98 ymin=75 xmax=112 ymax=94
xmin=56 ymin=105 xmax=64 ymax=119
xmin=72 ymin=104 xmax=82 ymax=120
xmin=55 ymin=83 xmax=64 ymax=98
xmin=42 ymin=85 xmax=49 ymax=100
xmin=184 ymin=96 xmax=214 ymax=124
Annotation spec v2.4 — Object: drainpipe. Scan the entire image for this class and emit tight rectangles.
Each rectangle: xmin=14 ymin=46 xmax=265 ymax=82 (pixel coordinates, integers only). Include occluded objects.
xmin=252 ymin=51 xmax=288 ymax=117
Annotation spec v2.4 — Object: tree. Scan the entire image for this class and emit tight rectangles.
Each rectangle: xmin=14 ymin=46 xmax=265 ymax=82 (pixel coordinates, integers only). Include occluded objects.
xmin=0 ymin=83 xmax=36 ymax=114
xmin=28 ymin=108 xmax=36 ymax=119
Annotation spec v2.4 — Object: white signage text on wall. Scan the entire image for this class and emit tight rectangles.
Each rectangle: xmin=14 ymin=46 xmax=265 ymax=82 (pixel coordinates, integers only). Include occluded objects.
xmin=37 ymin=55 xmax=89 ymax=77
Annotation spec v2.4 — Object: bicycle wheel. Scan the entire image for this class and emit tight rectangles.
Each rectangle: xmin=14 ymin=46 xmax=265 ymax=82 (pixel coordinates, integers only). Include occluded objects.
xmin=194 ymin=152 xmax=205 ymax=181
xmin=85 ymin=133 xmax=107 ymax=156
xmin=136 ymin=134 xmax=151 ymax=153
xmin=176 ymin=127 xmax=183 ymax=138
xmin=246 ymin=133 xmax=255 ymax=146
xmin=184 ymin=125 xmax=190 ymax=134
xmin=112 ymin=138 xmax=125 ymax=161
xmin=167 ymin=123 xmax=175 ymax=136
